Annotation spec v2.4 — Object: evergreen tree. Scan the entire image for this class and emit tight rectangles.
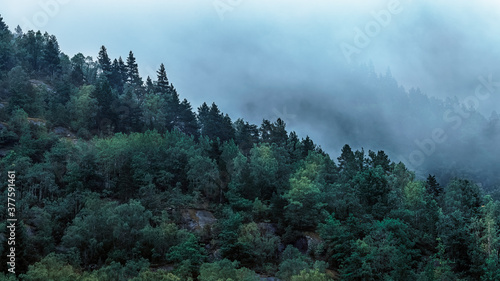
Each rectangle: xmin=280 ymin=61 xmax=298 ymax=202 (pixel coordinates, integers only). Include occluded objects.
xmin=126 ymin=50 xmax=142 ymax=86
xmin=70 ymin=53 xmax=85 ymax=86
xmin=98 ymin=45 xmax=112 ymax=77
xmin=338 ymin=144 xmax=356 ymax=177
xmin=42 ymin=34 xmax=61 ymax=76
xmin=156 ymin=63 xmax=169 ymax=94
xmin=92 ymin=77 xmax=117 ymax=134
xmin=166 ymin=84 xmax=181 ymax=130
xmin=197 ymin=102 xmax=235 ymax=142
xmin=7 ymin=66 xmax=39 ymax=115
xmin=368 ymin=150 xmax=391 ymax=172
xmin=272 ymin=118 xmax=288 ymax=145
xmin=259 ymin=119 xmax=273 ymax=143
xmin=18 ymin=30 xmax=44 ymax=72
xmin=176 ymin=99 xmax=199 ymax=138
xmin=110 ymin=57 xmax=126 ymax=93
xmin=0 ymin=15 xmax=15 ymax=74
xmin=426 ymin=174 xmax=442 ymax=199
xmin=234 ymin=118 xmax=259 ymax=155
xmin=145 ymin=76 xmax=154 ymax=94
xmin=301 ymin=136 xmax=315 ymax=158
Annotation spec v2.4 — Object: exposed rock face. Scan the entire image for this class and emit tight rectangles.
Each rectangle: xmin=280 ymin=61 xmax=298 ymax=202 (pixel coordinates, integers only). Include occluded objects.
xmin=181 ymin=209 xmax=217 ymax=231
xmin=53 ymin=126 xmax=71 ymax=136
xmin=304 ymin=231 xmax=322 ymax=254
xmin=27 ymin=118 xmax=46 ymax=126
xmin=196 ymin=210 xmax=217 ymax=229
xmin=53 ymin=126 xmax=76 ymax=138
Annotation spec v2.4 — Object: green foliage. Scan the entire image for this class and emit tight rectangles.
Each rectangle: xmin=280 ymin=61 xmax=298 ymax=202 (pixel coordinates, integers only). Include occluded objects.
xmin=236 ymin=222 xmax=280 ymax=269
xmin=166 ymin=231 xmax=207 ymax=273
xmin=438 ymin=179 xmax=484 ymax=277
xmin=20 ymin=253 xmax=81 ymax=281
xmin=285 ymin=152 xmax=328 ymax=230
xmin=187 ymin=154 xmax=220 ymax=201
xmin=290 ymin=269 xmax=333 ymax=281
xmin=217 ymin=208 xmax=244 ymax=260
xmin=198 ymin=259 xmax=259 ymax=281
xmin=62 ymin=198 xmax=152 ymax=265
xmin=130 ymin=270 xmax=181 ymax=281
xmin=0 ymin=273 xmax=18 ymax=281
xmin=276 ymin=246 xmax=330 ymax=281
xmin=81 ymin=259 xmax=149 ymax=281
xmin=198 ymin=102 xmax=235 ymax=142
xmin=317 ymin=214 xmax=355 ymax=268
xmin=67 ymin=85 xmax=97 ymax=132
xmin=1 ymin=21 xmax=499 ymax=280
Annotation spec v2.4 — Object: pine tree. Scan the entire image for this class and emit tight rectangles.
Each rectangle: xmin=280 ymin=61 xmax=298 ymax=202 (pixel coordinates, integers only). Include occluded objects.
xmin=301 ymin=136 xmax=315 ymax=158
xmin=0 ymin=15 xmax=14 ymax=73
xmin=197 ymin=102 xmax=234 ymax=142
xmin=98 ymin=45 xmax=112 ymax=77
xmin=0 ymin=15 xmax=8 ymax=31
xmin=164 ymin=84 xmax=181 ymax=131
xmin=92 ymin=78 xmax=117 ymax=133
xmin=234 ymin=119 xmax=259 ymax=154
xmin=259 ymin=120 xmax=273 ymax=143
xmin=145 ymin=76 xmax=154 ymax=95
xmin=198 ymin=102 xmax=211 ymax=134
xmin=42 ymin=34 xmax=61 ymax=76
xmin=176 ymin=99 xmax=199 ymax=138
xmin=126 ymin=51 xmax=142 ymax=86
xmin=156 ymin=63 xmax=169 ymax=94
xmin=110 ymin=58 xmax=127 ymax=94
xmin=338 ymin=144 xmax=355 ymax=172
xmin=19 ymin=30 xmax=44 ymax=72
xmin=70 ymin=53 xmax=85 ymax=86
xmin=110 ymin=59 xmax=120 ymax=86
xmin=368 ymin=150 xmax=391 ymax=172
xmin=118 ymin=56 xmax=126 ymax=83
xmin=426 ymin=174 xmax=442 ymax=199
xmin=14 ymin=25 xmax=23 ymax=38
xmin=272 ymin=118 xmax=288 ymax=146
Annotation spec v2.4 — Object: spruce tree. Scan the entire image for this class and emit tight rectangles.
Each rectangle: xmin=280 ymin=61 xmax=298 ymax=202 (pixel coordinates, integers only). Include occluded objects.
xmin=177 ymin=99 xmax=199 ymax=139
xmin=98 ymin=45 xmax=112 ymax=77
xmin=145 ymin=76 xmax=154 ymax=94
xmin=126 ymin=50 xmax=142 ymax=86
xmin=42 ymin=34 xmax=61 ymax=76
xmin=156 ymin=63 xmax=169 ymax=94
xmin=426 ymin=174 xmax=442 ymax=199
xmin=0 ymin=15 xmax=14 ymax=73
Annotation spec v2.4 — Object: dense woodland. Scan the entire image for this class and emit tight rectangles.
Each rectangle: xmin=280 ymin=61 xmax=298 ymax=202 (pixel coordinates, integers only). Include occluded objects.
xmin=1 ymin=16 xmax=500 ymax=280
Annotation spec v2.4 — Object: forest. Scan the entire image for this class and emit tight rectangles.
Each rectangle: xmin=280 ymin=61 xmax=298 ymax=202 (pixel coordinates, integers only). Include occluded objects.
xmin=0 ymin=15 xmax=500 ymax=280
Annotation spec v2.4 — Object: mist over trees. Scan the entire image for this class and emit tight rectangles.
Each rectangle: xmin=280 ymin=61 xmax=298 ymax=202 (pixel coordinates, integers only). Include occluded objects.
xmin=242 ymin=63 xmax=500 ymax=195
xmin=0 ymin=15 xmax=500 ymax=280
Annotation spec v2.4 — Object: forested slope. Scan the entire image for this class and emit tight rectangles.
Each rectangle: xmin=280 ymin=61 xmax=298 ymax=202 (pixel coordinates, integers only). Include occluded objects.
xmin=0 ymin=16 xmax=500 ymax=280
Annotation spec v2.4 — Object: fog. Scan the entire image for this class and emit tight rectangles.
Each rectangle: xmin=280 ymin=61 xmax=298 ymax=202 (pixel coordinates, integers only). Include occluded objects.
xmin=1 ymin=0 xmax=499 ymax=187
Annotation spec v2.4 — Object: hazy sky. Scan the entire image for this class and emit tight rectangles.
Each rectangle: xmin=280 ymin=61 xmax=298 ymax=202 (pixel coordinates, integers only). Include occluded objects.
xmin=1 ymin=0 xmax=500 ymax=156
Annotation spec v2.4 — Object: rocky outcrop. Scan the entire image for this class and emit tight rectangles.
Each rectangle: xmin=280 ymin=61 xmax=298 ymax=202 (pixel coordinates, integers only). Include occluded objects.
xmin=181 ymin=209 xmax=217 ymax=231
xmin=53 ymin=126 xmax=76 ymax=139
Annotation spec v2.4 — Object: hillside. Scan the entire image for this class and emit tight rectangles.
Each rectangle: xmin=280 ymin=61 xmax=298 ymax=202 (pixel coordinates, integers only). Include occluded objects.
xmin=0 ymin=15 xmax=500 ymax=281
